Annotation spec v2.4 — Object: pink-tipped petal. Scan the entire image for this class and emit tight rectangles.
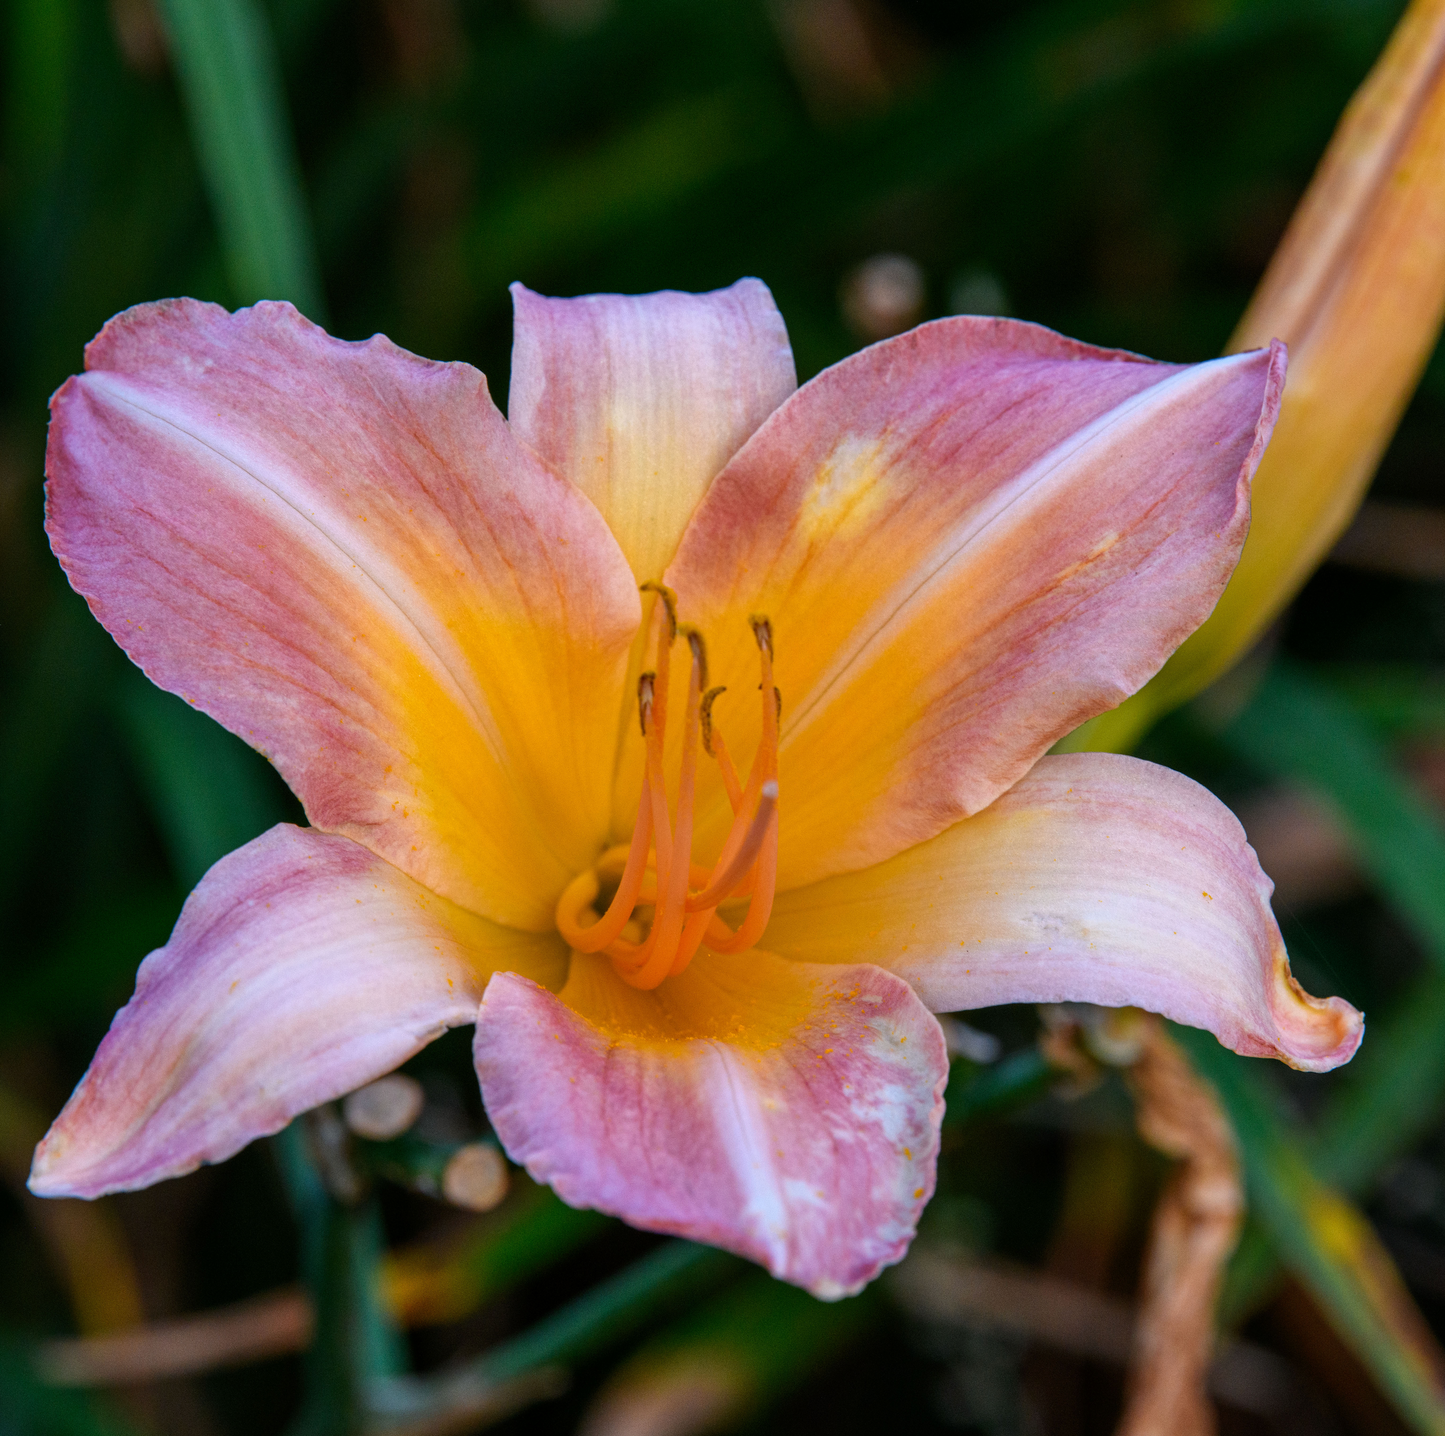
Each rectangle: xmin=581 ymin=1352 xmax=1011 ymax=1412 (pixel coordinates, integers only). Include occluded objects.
xmin=664 ymin=319 xmax=1285 ymax=890
xmin=764 ymin=753 xmax=1361 ymax=1073
xmin=30 ymin=826 xmax=566 ymax=1198
xmin=475 ymin=950 xmax=947 ymax=1298
xmin=46 ymin=299 xmax=639 ymax=930
xmin=509 ymin=279 xmax=796 ymax=583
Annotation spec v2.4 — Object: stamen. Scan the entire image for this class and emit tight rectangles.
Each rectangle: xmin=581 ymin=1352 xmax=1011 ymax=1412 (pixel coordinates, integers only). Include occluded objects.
xmin=640 ymin=582 xmax=676 ymax=743
xmin=667 ymin=907 xmax=714 ymax=977
xmin=642 ymin=678 xmax=674 ymax=906
xmin=556 ymin=777 xmax=654 ymax=953
xmin=636 ymin=671 xmax=654 ymax=736
xmin=685 ymin=622 xmax=777 ymax=896
xmin=601 ymin=669 xmax=674 ymax=972
xmin=680 ymin=626 xmax=709 ymax=692
xmin=749 ymin=614 xmax=773 ymax=660
xmin=691 ymin=615 xmax=781 ymax=954
xmin=700 ymin=815 xmax=779 ymax=954
xmin=614 ymin=623 xmax=704 ymax=990
xmin=701 ymin=686 xmax=743 ymax=812
xmin=556 ymin=684 xmax=658 ymax=953
xmin=685 ymin=780 xmax=778 ymax=911
xmin=641 ymin=581 xmax=678 ymax=639
xmin=699 ymin=686 xmax=724 ymax=753
xmin=573 ymin=606 xmax=781 ymax=988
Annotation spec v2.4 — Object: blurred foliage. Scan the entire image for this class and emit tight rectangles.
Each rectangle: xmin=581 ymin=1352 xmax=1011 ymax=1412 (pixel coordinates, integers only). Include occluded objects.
xmin=7 ymin=0 xmax=1445 ymax=1432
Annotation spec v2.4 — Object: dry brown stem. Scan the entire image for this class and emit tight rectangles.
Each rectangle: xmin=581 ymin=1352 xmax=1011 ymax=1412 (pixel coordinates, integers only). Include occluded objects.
xmin=1115 ymin=1021 xmax=1245 ymax=1436
xmin=35 ymin=1287 xmax=311 ymax=1386
xmin=890 ymin=1247 xmax=1294 ymax=1421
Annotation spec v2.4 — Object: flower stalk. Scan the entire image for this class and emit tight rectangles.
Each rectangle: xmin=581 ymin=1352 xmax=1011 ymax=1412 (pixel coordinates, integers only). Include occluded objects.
xmin=273 ymin=1119 xmax=406 ymax=1436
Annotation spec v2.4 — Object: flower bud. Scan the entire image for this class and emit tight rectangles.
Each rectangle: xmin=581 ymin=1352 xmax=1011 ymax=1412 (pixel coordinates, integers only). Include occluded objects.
xmin=1080 ymin=0 xmax=1445 ymax=752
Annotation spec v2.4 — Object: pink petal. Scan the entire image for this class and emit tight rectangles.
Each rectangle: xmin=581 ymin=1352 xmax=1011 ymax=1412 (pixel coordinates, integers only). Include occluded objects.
xmin=663 ymin=319 xmax=1286 ymax=891
xmin=508 ymin=280 xmax=796 ymax=583
xmin=764 ymin=753 xmax=1361 ymax=1073
xmin=30 ymin=825 xmax=566 ymax=1198
xmin=475 ymin=951 xmax=948 ymax=1298
xmin=46 ymin=299 xmax=639 ymax=930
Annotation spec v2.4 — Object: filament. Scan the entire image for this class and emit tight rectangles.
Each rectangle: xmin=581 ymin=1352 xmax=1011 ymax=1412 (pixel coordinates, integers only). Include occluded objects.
xmin=554 ymin=595 xmax=782 ymax=991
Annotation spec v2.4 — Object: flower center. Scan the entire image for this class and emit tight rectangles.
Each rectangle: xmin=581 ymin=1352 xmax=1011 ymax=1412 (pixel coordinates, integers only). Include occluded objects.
xmin=554 ymin=585 xmax=781 ymax=991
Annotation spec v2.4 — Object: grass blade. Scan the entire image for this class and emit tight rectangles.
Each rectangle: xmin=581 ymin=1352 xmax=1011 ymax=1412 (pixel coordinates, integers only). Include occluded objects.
xmin=154 ymin=0 xmax=324 ymax=316
xmin=1222 ymin=661 xmax=1445 ymax=967
xmin=584 ymin=1272 xmax=874 ymax=1431
xmin=1210 ymin=663 xmax=1445 ymax=1336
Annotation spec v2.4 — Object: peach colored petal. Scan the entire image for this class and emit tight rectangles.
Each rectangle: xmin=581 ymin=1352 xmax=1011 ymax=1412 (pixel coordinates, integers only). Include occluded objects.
xmin=31 ymin=826 xmax=565 ymax=1199
xmin=657 ymin=322 xmax=1283 ymax=889
xmin=475 ymin=949 xmax=947 ymax=1298
xmin=45 ymin=300 xmax=640 ymax=929
xmin=764 ymin=753 xmax=1360 ymax=1073
xmin=509 ymin=279 xmax=796 ymax=584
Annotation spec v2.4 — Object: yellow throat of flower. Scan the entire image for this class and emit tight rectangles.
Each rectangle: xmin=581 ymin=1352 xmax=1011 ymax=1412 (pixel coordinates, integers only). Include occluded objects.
xmin=554 ymin=585 xmax=780 ymax=991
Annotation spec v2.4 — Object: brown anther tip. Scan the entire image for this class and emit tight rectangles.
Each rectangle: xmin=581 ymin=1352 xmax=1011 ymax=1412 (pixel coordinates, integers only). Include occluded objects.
xmin=680 ymin=626 xmax=709 ymax=690
xmin=637 ymin=672 xmax=656 ymax=735
xmin=748 ymin=614 xmax=773 ymax=658
xmin=641 ymin=581 xmax=678 ymax=639
xmin=700 ymin=686 xmax=727 ymax=754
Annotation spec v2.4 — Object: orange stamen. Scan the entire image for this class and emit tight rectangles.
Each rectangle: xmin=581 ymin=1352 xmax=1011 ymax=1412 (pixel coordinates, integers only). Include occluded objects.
xmin=685 ymin=780 xmax=777 ymax=912
xmin=562 ymin=605 xmax=781 ymax=988
xmin=556 ymin=776 xmax=654 ymax=953
xmin=614 ymin=630 xmax=704 ymax=990
xmin=668 ymin=622 xmax=781 ymax=970
xmin=639 ymin=582 xmax=677 ymax=743
xmin=680 ymin=645 xmax=776 ymax=918
xmin=667 ymin=907 xmax=714 ymax=978
xmin=684 ymin=624 xmax=780 ymax=954
xmin=604 ymin=672 xmax=675 ymax=972
xmin=698 ymin=813 xmax=778 ymax=954
xmin=701 ymin=686 xmax=743 ymax=812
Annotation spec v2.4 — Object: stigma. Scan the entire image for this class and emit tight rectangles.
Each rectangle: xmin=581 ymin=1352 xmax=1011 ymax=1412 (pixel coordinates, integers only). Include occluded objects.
xmin=554 ymin=586 xmax=781 ymax=990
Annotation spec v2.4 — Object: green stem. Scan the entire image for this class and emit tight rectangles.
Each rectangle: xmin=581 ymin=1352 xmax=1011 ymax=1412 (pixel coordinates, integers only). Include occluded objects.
xmin=943 ymin=1045 xmax=1058 ymax=1125
xmin=274 ymin=1119 xmax=405 ymax=1436
xmin=354 ymin=1132 xmax=493 ymax=1201
xmin=370 ymin=1241 xmax=738 ymax=1427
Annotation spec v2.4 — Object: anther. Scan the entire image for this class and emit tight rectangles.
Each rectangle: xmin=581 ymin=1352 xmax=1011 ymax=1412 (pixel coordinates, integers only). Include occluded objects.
xmin=681 ymin=626 xmax=709 ymax=690
xmin=637 ymin=671 xmax=655 ymax=736
xmin=749 ymin=614 xmax=773 ymax=659
xmin=700 ymin=686 xmax=726 ymax=755
xmin=590 ymin=605 xmax=782 ymax=987
xmin=641 ymin=581 xmax=678 ymax=640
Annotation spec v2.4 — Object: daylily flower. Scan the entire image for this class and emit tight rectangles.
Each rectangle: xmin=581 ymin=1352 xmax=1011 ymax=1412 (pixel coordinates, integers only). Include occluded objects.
xmin=1079 ymin=0 xmax=1445 ymax=752
xmin=31 ymin=282 xmax=1362 ymax=1298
